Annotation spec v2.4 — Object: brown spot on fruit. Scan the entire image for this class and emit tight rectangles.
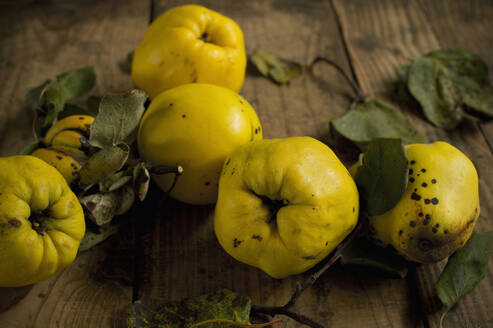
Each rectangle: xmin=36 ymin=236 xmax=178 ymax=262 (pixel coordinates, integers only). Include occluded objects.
xmin=423 ymin=214 xmax=431 ymax=225
xmin=431 ymin=179 xmax=437 ymax=184
xmin=56 ymin=156 xmax=62 ymax=160
xmin=432 ymin=228 xmax=438 ymax=233
xmin=409 ymin=169 xmax=413 ymax=175
xmin=302 ymin=256 xmax=316 ymax=260
xmin=233 ymin=238 xmax=242 ymax=248
xmin=8 ymin=219 xmax=21 ymax=228
xmin=422 ymin=182 xmax=427 ymax=187
xmin=410 ymin=178 xmax=415 ymax=183
xmin=204 ymin=181 xmax=210 ymax=186
xmin=252 ymin=235 xmax=262 ymax=241
xmin=418 ymin=212 xmax=423 ymax=217
xmin=182 ymin=114 xmax=186 ymax=118
xmin=431 ymin=198 xmax=439 ymax=205
xmin=418 ymin=239 xmax=433 ymax=252
xmin=424 ymin=199 xmax=431 ymax=204
xmin=410 ymin=221 xmax=416 ymax=227
xmin=411 ymin=192 xmax=421 ymax=200
xmin=410 ymin=160 xmax=416 ymax=165
xmin=325 ymin=241 xmax=328 ymax=246
xmin=434 ymin=223 xmax=440 ymax=228
xmin=421 ymin=169 xmax=426 ymax=173
xmin=399 ymin=230 xmax=403 ymax=236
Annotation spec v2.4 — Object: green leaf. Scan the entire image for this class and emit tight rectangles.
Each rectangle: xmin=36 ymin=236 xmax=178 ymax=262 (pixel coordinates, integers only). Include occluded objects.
xmin=126 ymin=289 xmax=251 ymax=328
xmin=89 ymin=89 xmax=147 ymax=149
xmin=26 ymin=80 xmax=50 ymax=110
xmin=42 ymin=81 xmax=67 ymax=130
xmin=341 ymin=238 xmax=409 ymax=278
xmin=355 ymin=138 xmax=408 ymax=216
xmin=249 ymin=48 xmax=302 ymax=84
xmin=80 ymin=185 xmax=135 ymax=226
xmin=19 ymin=141 xmax=41 ymax=155
xmin=78 ymin=223 xmax=120 ymax=252
xmin=404 ymin=50 xmax=493 ymax=130
xmin=331 ymin=98 xmax=427 ymax=147
xmin=79 ymin=144 xmax=130 ymax=188
xmin=436 ymin=231 xmax=493 ymax=326
xmin=58 ymin=103 xmax=94 ymax=119
xmin=86 ymin=95 xmax=101 ymax=116
xmin=56 ymin=66 xmax=96 ymax=100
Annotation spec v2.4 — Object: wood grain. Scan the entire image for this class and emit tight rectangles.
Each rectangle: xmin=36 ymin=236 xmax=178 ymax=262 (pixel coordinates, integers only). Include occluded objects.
xmin=0 ymin=1 xmax=149 ymax=327
xmin=136 ymin=1 xmax=420 ymax=327
xmin=332 ymin=1 xmax=493 ymax=327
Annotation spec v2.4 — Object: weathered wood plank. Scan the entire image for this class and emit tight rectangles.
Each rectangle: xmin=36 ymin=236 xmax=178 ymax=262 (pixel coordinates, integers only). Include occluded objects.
xmin=0 ymin=1 xmax=150 ymax=327
xmin=332 ymin=1 xmax=493 ymax=327
xmin=136 ymin=1 xmax=420 ymax=327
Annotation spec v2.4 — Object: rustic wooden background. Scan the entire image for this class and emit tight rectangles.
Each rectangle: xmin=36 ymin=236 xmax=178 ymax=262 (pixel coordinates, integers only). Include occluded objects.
xmin=0 ymin=0 xmax=492 ymax=327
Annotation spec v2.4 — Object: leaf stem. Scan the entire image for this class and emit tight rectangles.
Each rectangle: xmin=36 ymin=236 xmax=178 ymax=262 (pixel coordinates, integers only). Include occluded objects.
xmin=308 ymin=57 xmax=366 ymax=106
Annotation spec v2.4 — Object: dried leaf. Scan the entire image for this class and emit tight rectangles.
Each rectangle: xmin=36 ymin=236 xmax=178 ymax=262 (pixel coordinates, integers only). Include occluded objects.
xmin=249 ymin=48 xmax=302 ymax=84
xmin=99 ymin=171 xmax=133 ymax=192
xmin=80 ymin=185 xmax=135 ymax=226
xmin=133 ymin=162 xmax=150 ymax=201
xmin=341 ymin=238 xmax=409 ymax=278
xmin=89 ymin=89 xmax=147 ymax=149
xmin=355 ymin=138 xmax=408 ymax=216
xmin=126 ymin=289 xmax=251 ymax=328
xmin=331 ymin=98 xmax=427 ymax=147
xmin=78 ymin=223 xmax=120 ymax=252
xmin=79 ymin=144 xmax=129 ymax=188
xmin=436 ymin=231 xmax=493 ymax=326
xmin=403 ymin=50 xmax=493 ymax=129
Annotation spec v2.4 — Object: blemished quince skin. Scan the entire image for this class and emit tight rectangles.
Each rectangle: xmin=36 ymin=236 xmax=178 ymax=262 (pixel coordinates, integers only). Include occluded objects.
xmin=131 ymin=4 xmax=247 ymax=98
xmin=0 ymin=156 xmax=85 ymax=287
xmin=365 ymin=142 xmax=480 ymax=263
xmin=32 ymin=115 xmax=93 ymax=184
xmin=138 ymin=83 xmax=263 ymax=205
xmin=214 ymin=137 xmax=359 ymax=278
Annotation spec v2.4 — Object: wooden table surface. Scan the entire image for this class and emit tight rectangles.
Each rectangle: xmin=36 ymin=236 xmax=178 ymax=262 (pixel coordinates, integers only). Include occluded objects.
xmin=1 ymin=1 xmax=492 ymax=327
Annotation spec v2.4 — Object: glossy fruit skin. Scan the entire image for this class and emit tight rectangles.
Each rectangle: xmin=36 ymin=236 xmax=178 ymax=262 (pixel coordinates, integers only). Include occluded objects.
xmin=0 ymin=156 xmax=85 ymax=287
xmin=131 ymin=4 xmax=246 ymax=99
xmin=138 ymin=83 xmax=263 ymax=205
xmin=368 ymin=142 xmax=479 ymax=263
xmin=214 ymin=137 xmax=359 ymax=278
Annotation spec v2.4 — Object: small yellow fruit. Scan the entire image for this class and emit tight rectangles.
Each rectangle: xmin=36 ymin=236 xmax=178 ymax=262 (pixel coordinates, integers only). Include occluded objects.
xmin=0 ymin=156 xmax=85 ymax=287
xmin=51 ymin=130 xmax=86 ymax=149
xmin=138 ymin=83 xmax=262 ymax=204
xmin=43 ymin=115 xmax=93 ymax=144
xmin=131 ymin=5 xmax=246 ymax=98
xmin=365 ymin=142 xmax=479 ymax=263
xmin=31 ymin=148 xmax=82 ymax=184
xmin=214 ymin=137 xmax=359 ymax=278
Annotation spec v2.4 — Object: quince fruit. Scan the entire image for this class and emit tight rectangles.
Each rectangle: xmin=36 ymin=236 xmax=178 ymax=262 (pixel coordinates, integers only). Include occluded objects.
xmin=214 ymin=137 xmax=359 ymax=278
xmin=32 ymin=115 xmax=94 ymax=185
xmin=0 ymin=156 xmax=85 ymax=286
xmin=131 ymin=4 xmax=246 ymax=98
xmin=138 ymin=83 xmax=262 ymax=205
xmin=367 ymin=142 xmax=479 ymax=263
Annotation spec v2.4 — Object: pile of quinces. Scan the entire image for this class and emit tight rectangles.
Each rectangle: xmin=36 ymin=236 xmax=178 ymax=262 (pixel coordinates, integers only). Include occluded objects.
xmin=0 ymin=4 xmax=482 ymax=299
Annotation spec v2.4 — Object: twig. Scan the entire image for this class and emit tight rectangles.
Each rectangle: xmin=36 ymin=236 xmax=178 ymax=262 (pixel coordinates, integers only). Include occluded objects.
xmin=308 ymin=57 xmax=367 ymax=107
xmin=190 ymin=317 xmax=282 ymax=327
xmin=252 ymin=306 xmax=324 ymax=328
xmin=252 ymin=216 xmax=369 ymax=328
